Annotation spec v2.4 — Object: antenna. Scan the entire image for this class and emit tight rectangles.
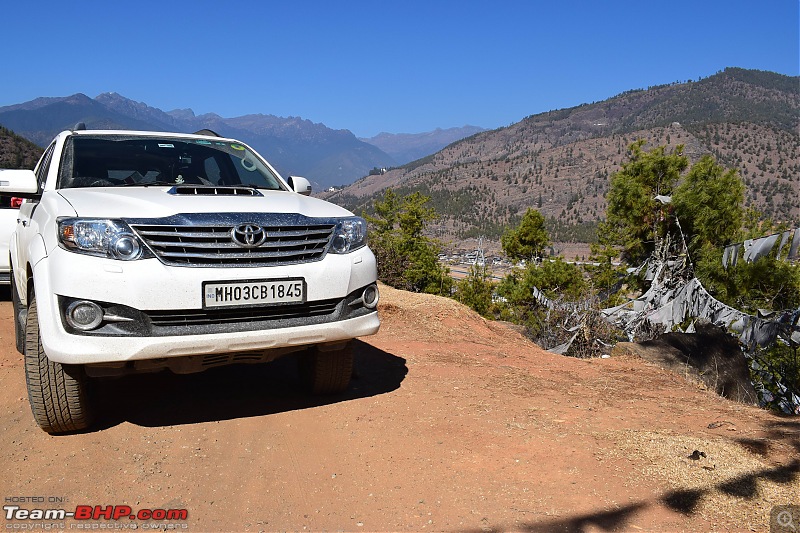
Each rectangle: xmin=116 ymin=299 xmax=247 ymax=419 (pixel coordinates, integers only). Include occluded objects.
xmin=477 ymin=236 xmax=485 ymax=267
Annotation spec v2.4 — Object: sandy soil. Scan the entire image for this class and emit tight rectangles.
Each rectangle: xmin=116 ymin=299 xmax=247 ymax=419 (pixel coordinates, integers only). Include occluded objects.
xmin=0 ymin=284 xmax=797 ymax=532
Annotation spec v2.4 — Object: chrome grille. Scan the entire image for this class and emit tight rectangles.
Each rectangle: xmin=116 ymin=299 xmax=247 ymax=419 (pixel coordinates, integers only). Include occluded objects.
xmin=130 ymin=220 xmax=335 ymax=266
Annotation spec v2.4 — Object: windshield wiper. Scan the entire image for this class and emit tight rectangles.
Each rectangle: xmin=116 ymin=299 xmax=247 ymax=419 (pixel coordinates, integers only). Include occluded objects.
xmin=242 ymin=183 xmax=283 ymax=191
xmin=119 ymin=181 xmax=177 ymax=187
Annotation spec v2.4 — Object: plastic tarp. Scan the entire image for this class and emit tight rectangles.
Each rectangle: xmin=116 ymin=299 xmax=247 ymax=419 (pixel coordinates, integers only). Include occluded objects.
xmin=723 ymin=227 xmax=799 ymax=268
xmin=789 ymin=228 xmax=800 ymax=261
xmin=602 ymin=268 xmax=799 ymax=351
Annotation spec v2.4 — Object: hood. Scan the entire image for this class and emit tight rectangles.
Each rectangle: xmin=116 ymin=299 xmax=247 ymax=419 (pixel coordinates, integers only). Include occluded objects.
xmin=55 ymin=187 xmax=354 ymax=219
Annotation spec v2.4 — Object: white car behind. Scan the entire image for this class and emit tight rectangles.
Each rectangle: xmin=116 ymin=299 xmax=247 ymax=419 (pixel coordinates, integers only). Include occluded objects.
xmin=0 ymin=195 xmax=22 ymax=285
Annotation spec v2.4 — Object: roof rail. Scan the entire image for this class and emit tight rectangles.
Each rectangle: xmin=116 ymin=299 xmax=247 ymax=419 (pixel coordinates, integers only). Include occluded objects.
xmin=73 ymin=122 xmax=87 ymax=131
xmin=193 ymin=129 xmax=220 ymax=137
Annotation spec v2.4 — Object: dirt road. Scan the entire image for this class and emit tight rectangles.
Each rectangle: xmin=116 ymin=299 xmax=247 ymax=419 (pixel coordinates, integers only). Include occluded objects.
xmin=1 ymin=285 xmax=797 ymax=532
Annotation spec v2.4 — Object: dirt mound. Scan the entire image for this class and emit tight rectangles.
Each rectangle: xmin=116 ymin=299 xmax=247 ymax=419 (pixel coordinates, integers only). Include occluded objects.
xmin=377 ymin=282 xmax=535 ymax=348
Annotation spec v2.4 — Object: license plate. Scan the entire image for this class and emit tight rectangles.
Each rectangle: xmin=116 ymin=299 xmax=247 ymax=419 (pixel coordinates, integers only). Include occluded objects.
xmin=203 ymin=278 xmax=305 ymax=308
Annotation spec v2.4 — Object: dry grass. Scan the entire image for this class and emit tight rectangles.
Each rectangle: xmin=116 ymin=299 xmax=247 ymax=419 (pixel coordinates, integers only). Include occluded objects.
xmin=604 ymin=429 xmax=800 ymax=530
xmin=482 ymin=366 xmax=561 ymax=397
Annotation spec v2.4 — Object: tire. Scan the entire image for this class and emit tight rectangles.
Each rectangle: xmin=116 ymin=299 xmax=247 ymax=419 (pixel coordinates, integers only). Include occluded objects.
xmin=301 ymin=342 xmax=354 ymax=395
xmin=24 ymin=294 xmax=94 ymax=433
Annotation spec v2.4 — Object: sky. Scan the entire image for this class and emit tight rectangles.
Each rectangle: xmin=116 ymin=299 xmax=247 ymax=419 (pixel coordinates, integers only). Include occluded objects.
xmin=1 ymin=0 xmax=798 ymax=138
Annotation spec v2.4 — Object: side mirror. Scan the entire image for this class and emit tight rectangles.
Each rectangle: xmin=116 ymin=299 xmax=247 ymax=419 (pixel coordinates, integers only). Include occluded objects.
xmin=287 ymin=176 xmax=312 ymax=196
xmin=0 ymin=169 xmax=38 ymax=197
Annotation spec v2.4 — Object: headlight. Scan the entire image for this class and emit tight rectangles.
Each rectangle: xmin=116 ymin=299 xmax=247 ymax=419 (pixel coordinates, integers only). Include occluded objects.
xmin=329 ymin=217 xmax=368 ymax=254
xmin=58 ymin=218 xmax=150 ymax=261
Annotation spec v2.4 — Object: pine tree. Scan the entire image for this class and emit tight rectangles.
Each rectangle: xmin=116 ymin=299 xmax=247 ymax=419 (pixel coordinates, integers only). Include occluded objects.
xmin=500 ymin=208 xmax=550 ymax=263
xmin=599 ymin=140 xmax=688 ymax=265
xmin=365 ymin=189 xmax=452 ymax=295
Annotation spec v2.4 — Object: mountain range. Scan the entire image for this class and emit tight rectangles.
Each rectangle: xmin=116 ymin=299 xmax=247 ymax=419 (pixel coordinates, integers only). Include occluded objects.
xmin=1 ymin=68 xmax=797 ymax=250
xmin=323 ymin=68 xmax=799 ymax=246
xmin=0 ymin=94 xmax=480 ymax=189
xmin=360 ymin=126 xmax=486 ymax=165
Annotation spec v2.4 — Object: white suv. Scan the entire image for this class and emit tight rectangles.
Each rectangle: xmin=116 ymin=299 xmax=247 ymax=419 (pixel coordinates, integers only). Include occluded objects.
xmin=1 ymin=127 xmax=380 ymax=433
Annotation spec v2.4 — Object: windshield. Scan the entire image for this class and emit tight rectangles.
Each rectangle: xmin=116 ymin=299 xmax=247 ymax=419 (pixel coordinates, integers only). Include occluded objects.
xmin=58 ymin=135 xmax=284 ymax=190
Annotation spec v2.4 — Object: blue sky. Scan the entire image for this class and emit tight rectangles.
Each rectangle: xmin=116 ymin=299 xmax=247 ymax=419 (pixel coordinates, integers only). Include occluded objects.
xmin=2 ymin=0 xmax=798 ymax=138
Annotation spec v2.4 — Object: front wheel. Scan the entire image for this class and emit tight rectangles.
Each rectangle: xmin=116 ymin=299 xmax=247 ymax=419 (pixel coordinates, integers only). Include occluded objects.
xmin=24 ymin=294 xmax=94 ymax=433
xmin=300 ymin=342 xmax=354 ymax=395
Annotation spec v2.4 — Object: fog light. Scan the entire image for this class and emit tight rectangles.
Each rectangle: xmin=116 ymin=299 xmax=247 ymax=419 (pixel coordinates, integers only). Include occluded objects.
xmin=362 ymin=285 xmax=379 ymax=309
xmin=65 ymin=301 xmax=104 ymax=331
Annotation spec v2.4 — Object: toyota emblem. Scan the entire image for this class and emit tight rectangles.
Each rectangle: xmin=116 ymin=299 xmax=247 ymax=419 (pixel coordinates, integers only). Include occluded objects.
xmin=231 ymin=224 xmax=267 ymax=248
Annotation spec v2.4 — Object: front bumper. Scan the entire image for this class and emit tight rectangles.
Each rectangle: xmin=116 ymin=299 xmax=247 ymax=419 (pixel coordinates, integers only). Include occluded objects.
xmin=33 ymin=246 xmax=380 ymax=365
xmin=46 ymin=311 xmax=379 ymax=366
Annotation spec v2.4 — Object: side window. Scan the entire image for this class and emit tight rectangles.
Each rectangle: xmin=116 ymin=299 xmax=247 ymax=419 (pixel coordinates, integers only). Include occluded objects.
xmin=34 ymin=142 xmax=56 ymax=191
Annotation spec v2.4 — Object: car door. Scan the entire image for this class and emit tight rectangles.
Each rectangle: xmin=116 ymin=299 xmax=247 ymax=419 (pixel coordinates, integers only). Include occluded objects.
xmin=12 ymin=141 xmax=55 ymax=302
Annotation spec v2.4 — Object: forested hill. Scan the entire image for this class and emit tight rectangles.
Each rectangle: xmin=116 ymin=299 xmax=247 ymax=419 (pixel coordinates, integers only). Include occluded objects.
xmin=0 ymin=126 xmax=43 ymax=169
xmin=324 ymin=68 xmax=799 ymax=244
